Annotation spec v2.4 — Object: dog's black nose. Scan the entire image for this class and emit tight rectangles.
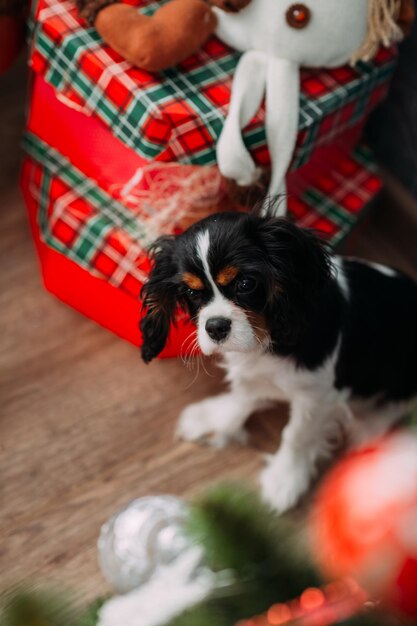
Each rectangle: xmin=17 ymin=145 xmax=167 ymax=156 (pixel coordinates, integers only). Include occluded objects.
xmin=205 ymin=317 xmax=231 ymax=342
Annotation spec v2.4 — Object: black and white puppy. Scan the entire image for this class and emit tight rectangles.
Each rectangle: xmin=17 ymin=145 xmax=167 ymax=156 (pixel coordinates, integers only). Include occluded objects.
xmin=140 ymin=212 xmax=417 ymax=513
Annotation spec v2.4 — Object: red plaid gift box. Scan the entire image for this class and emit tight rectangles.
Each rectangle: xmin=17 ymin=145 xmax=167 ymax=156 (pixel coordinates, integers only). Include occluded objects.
xmin=22 ymin=0 xmax=396 ymax=354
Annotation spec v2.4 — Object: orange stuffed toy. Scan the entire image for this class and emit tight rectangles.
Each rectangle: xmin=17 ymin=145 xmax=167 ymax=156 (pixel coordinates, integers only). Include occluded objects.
xmin=77 ymin=0 xmax=251 ymax=72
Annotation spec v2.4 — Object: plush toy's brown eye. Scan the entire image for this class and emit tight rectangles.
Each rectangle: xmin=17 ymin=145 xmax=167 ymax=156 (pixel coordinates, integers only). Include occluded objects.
xmin=286 ymin=3 xmax=311 ymax=29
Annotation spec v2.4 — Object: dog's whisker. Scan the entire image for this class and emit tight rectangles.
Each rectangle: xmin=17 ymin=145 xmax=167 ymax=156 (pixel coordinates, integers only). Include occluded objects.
xmin=182 ymin=333 xmax=216 ymax=379
xmin=183 ymin=337 xmax=201 ymax=376
xmin=185 ymin=352 xmax=202 ymax=389
xmin=188 ymin=337 xmax=200 ymax=358
xmin=199 ymin=355 xmax=213 ymax=378
xmin=180 ymin=330 xmax=198 ymax=368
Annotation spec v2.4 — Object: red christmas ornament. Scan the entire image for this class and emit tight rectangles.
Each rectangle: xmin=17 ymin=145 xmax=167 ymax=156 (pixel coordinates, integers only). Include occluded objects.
xmin=310 ymin=432 xmax=417 ymax=619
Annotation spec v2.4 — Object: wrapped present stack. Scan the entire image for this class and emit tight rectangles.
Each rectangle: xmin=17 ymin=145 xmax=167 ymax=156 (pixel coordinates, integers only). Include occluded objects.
xmin=22 ymin=0 xmax=398 ymax=356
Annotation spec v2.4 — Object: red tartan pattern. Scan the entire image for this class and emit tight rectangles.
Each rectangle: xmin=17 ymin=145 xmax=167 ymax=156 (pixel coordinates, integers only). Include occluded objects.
xmin=28 ymin=0 xmax=397 ymax=166
xmin=22 ymin=132 xmax=382 ymax=302
xmin=25 ymin=155 xmax=149 ymax=298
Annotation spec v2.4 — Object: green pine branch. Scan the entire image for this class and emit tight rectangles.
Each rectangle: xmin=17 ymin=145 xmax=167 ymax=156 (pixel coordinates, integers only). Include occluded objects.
xmin=167 ymin=484 xmax=321 ymax=626
xmin=4 ymin=484 xmax=414 ymax=626
xmin=1 ymin=589 xmax=80 ymax=626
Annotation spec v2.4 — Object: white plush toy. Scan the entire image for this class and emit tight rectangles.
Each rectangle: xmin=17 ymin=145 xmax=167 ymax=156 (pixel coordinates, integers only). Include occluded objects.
xmin=215 ymin=0 xmax=405 ymax=213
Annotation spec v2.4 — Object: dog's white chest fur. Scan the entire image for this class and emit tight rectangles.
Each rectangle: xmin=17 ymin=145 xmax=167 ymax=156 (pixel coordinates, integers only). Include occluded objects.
xmin=223 ymin=348 xmax=341 ymax=405
xmin=177 ymin=344 xmax=410 ymax=513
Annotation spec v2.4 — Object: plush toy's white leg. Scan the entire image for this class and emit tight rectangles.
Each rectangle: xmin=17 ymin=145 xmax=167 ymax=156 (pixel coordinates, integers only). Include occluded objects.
xmin=216 ymin=50 xmax=267 ymax=187
xmin=263 ymin=59 xmax=300 ymax=216
xmin=261 ymin=179 xmax=288 ymax=216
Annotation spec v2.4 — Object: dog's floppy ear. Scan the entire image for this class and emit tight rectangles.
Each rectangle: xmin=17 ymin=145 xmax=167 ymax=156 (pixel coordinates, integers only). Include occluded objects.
xmin=256 ymin=216 xmax=333 ymax=346
xmin=140 ymin=236 xmax=179 ymax=363
xmin=257 ymin=216 xmax=332 ymax=296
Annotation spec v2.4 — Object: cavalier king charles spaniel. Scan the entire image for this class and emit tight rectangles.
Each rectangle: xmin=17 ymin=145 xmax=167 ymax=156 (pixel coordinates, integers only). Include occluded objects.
xmin=140 ymin=212 xmax=417 ymax=513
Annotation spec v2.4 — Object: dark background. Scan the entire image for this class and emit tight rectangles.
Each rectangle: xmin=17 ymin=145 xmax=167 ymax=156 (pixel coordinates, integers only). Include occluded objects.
xmin=367 ymin=16 xmax=417 ymax=198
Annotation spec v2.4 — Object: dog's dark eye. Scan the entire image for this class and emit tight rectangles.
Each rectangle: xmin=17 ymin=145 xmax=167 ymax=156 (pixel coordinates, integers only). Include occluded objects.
xmin=236 ymin=277 xmax=257 ymax=294
xmin=186 ymin=288 xmax=201 ymax=299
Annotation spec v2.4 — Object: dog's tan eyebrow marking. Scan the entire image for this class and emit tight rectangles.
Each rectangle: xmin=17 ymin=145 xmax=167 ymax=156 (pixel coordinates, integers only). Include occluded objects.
xmin=216 ymin=266 xmax=239 ymax=286
xmin=183 ymin=272 xmax=204 ymax=290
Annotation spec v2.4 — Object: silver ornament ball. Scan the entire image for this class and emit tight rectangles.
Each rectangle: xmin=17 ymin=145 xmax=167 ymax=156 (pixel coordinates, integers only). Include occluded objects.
xmin=98 ymin=495 xmax=190 ymax=593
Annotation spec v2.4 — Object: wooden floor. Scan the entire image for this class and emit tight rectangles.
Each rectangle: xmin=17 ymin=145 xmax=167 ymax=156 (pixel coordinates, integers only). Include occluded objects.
xmin=1 ymin=57 xmax=417 ymax=608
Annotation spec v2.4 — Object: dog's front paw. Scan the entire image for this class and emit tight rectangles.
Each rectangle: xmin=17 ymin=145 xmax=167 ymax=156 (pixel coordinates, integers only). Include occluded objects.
xmin=176 ymin=398 xmax=248 ymax=448
xmin=259 ymin=450 xmax=312 ymax=514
